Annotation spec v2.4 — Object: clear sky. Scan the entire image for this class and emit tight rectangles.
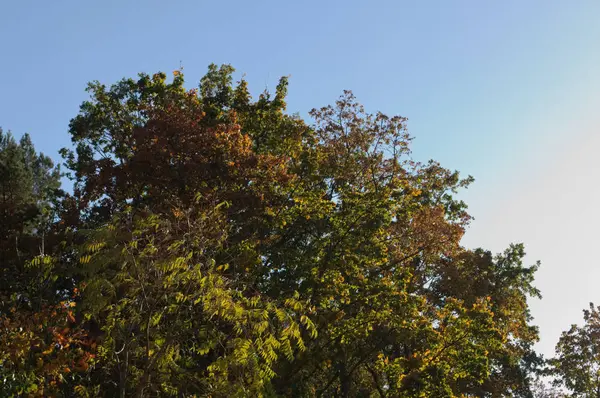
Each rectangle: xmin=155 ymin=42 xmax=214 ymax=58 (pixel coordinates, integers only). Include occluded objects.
xmin=2 ymin=0 xmax=600 ymax=359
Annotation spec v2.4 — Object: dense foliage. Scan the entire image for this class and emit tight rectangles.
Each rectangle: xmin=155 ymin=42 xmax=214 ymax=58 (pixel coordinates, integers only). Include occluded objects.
xmin=549 ymin=303 xmax=600 ymax=397
xmin=1 ymin=65 xmax=545 ymax=397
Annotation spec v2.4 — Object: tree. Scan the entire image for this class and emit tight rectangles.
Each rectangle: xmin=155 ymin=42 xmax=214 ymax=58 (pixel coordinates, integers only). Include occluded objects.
xmin=0 ymin=130 xmax=62 ymax=292
xmin=0 ymin=130 xmax=94 ymax=396
xmin=531 ymin=378 xmax=566 ymax=398
xmin=429 ymin=245 xmax=543 ymax=396
xmin=0 ymin=129 xmax=64 ymax=302
xmin=551 ymin=303 xmax=600 ymax=397
xmin=1 ymin=64 xmax=542 ymax=397
xmin=59 ymin=67 xmax=317 ymax=396
xmin=0 ymin=129 xmax=70 ymax=312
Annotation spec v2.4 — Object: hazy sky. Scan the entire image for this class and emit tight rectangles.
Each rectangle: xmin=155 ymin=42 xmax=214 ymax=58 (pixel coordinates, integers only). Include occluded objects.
xmin=2 ymin=0 xmax=600 ymax=358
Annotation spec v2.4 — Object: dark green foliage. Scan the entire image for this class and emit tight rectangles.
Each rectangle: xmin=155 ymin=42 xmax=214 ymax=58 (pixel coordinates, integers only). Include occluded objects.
xmin=0 ymin=129 xmax=62 ymax=304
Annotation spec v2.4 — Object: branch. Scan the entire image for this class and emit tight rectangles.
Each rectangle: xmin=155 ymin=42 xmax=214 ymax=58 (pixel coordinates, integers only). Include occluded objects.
xmin=366 ymin=363 xmax=387 ymax=397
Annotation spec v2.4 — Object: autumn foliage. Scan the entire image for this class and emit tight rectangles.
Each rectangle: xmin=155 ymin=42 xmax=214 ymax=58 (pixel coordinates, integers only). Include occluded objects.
xmin=1 ymin=65 xmax=544 ymax=397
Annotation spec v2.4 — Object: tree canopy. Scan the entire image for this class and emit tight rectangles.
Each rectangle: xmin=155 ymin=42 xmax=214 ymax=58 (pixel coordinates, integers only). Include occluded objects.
xmin=549 ymin=303 xmax=600 ymax=397
xmin=1 ymin=65 xmax=544 ymax=397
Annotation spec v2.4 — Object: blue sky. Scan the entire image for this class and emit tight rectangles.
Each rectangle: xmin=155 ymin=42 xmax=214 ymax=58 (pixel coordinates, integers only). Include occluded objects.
xmin=2 ymin=0 xmax=600 ymax=358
